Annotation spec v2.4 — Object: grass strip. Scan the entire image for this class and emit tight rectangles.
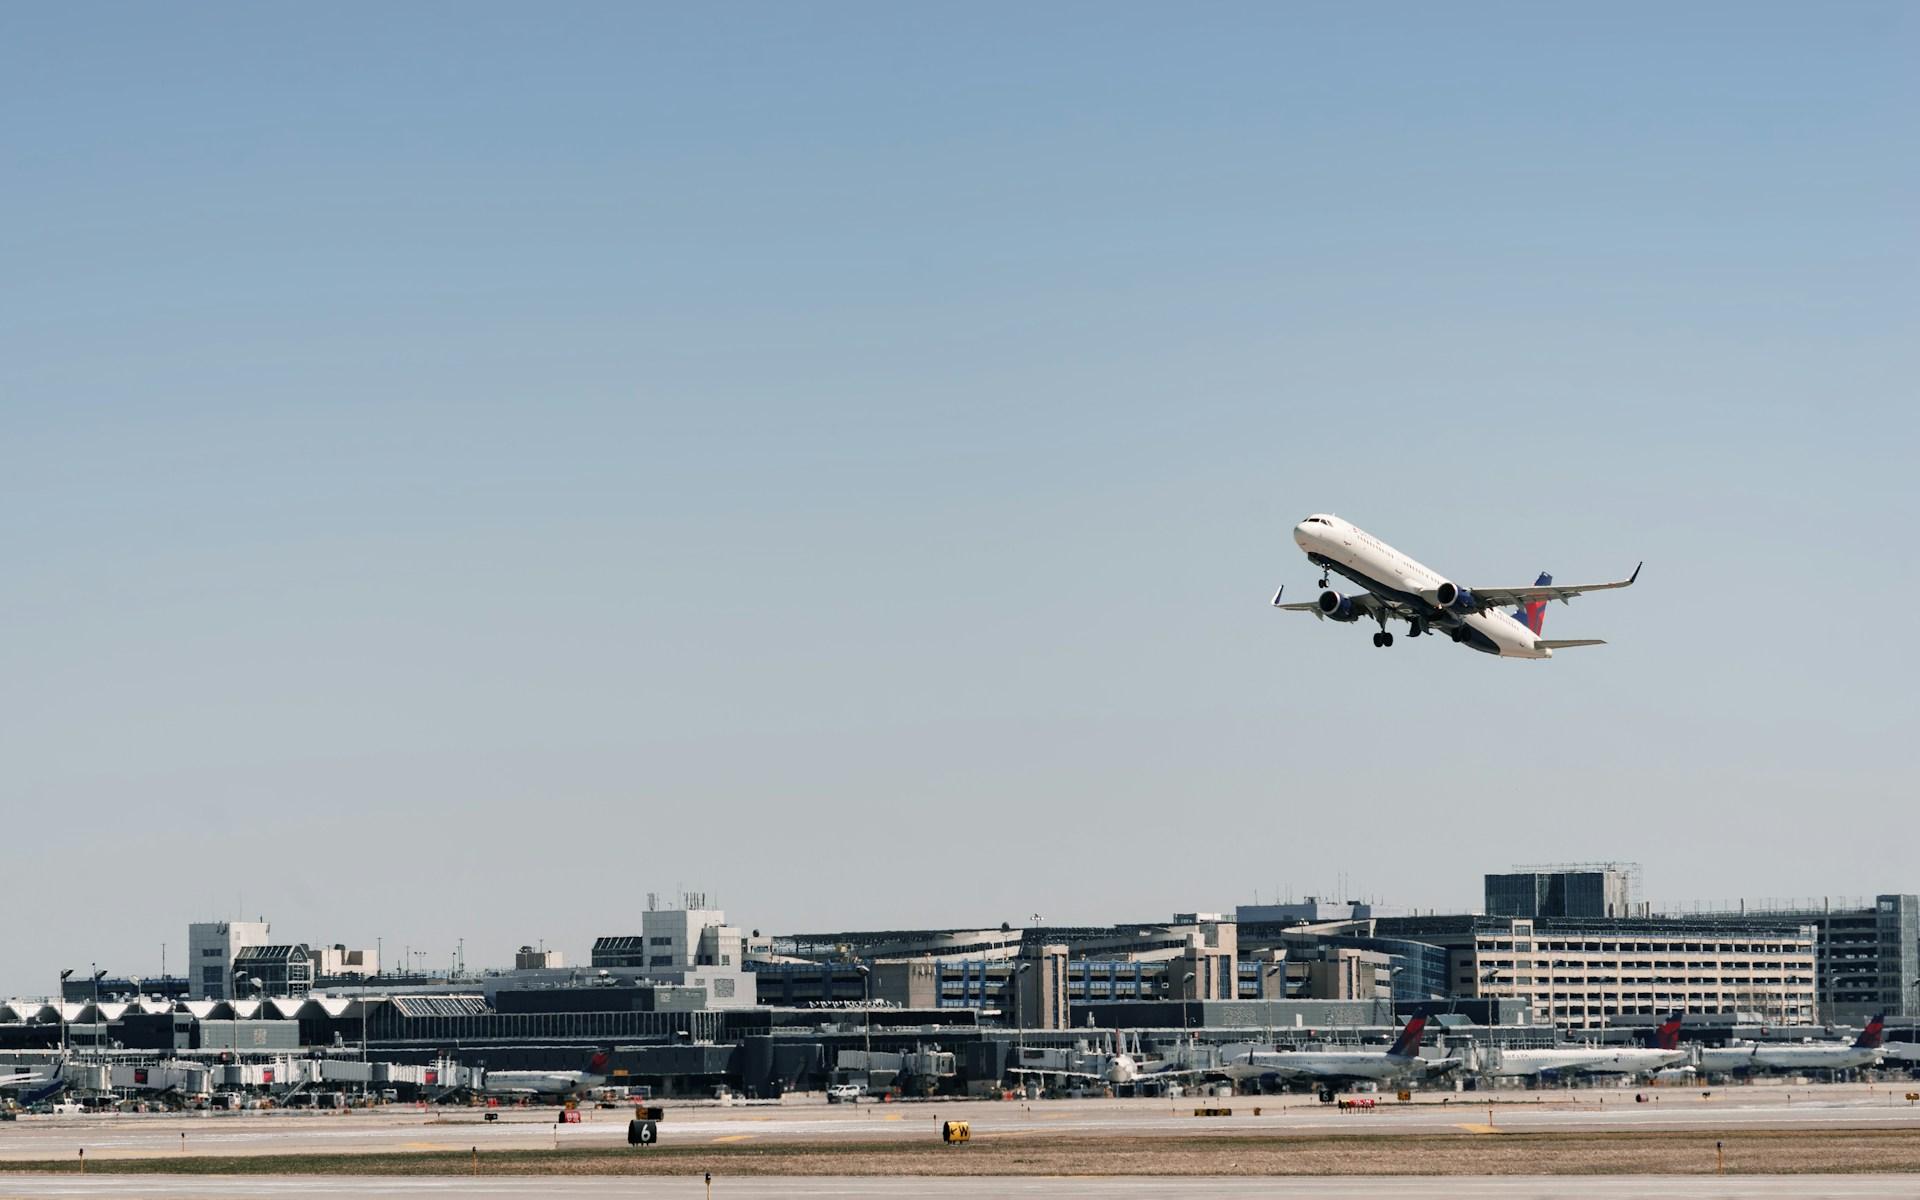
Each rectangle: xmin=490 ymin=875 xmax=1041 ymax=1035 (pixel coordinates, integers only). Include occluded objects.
xmin=10 ymin=1129 xmax=1920 ymax=1177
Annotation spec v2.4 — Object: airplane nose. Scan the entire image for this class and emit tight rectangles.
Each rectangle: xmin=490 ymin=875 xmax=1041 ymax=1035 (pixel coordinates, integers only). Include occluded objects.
xmin=1293 ymin=521 xmax=1314 ymax=548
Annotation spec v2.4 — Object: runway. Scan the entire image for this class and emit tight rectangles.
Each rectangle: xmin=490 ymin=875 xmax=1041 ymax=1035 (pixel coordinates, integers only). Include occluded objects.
xmin=4 ymin=1084 xmax=1920 ymax=1161
xmin=4 ymin=1175 xmax=1919 ymax=1199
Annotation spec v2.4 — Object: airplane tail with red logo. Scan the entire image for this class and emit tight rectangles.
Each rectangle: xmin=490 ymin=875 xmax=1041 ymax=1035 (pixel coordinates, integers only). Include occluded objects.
xmin=1855 ymin=1015 xmax=1886 ymax=1049
xmin=587 ymin=1046 xmax=613 ymax=1074
xmin=1513 ymin=572 xmax=1552 ymax=634
xmin=1386 ymin=1009 xmax=1433 ymax=1059
xmin=1652 ymin=1011 xmax=1684 ymax=1051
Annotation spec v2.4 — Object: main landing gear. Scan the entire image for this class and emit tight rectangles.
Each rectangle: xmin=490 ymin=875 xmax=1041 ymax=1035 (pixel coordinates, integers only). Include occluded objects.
xmin=1371 ymin=630 xmax=1394 ymax=648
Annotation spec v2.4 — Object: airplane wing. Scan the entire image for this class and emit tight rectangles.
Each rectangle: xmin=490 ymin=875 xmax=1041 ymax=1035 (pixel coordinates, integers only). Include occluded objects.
xmin=1245 ymin=1059 xmax=1352 ymax=1083
xmin=1270 ymin=586 xmax=1391 ymax=618
xmin=1461 ymin=564 xmax=1642 ymax=612
xmin=1135 ymin=1063 xmax=1218 ymax=1080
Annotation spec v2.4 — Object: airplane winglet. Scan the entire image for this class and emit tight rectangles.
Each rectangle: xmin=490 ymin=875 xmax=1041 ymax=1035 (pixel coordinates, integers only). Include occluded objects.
xmin=1271 ymin=586 xmax=1285 ymax=607
xmin=1628 ymin=561 xmax=1642 ymax=585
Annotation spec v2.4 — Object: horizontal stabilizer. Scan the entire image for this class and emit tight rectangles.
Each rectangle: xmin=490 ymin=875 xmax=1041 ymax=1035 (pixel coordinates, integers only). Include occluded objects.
xmin=1535 ymin=638 xmax=1606 ymax=650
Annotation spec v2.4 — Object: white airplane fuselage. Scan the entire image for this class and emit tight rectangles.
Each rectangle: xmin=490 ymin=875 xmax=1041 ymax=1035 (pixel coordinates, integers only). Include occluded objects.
xmin=1292 ymin=516 xmax=1552 ymax=658
xmin=1493 ymin=1046 xmax=1687 ymax=1078
xmin=1698 ymin=1043 xmax=1881 ymax=1073
xmin=479 ymin=1069 xmax=605 ymax=1098
xmin=1223 ymin=1049 xmax=1432 ymax=1086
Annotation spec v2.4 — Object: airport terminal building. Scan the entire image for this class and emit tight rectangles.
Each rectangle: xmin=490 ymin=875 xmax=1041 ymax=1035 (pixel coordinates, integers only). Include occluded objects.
xmin=8 ymin=879 xmax=1917 ymax=1100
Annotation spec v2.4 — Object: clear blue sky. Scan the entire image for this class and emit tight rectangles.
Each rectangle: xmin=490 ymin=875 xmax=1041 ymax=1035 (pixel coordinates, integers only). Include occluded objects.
xmin=2 ymin=3 xmax=1915 ymax=993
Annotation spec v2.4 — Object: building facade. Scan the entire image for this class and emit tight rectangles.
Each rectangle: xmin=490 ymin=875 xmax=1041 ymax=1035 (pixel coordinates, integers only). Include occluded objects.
xmin=590 ymin=908 xmax=753 ymax=1008
xmin=1378 ymin=914 xmax=1818 ymax=1030
xmin=231 ymin=945 xmax=314 ymax=999
xmin=187 ymin=921 xmax=273 ymax=1001
xmin=1485 ymin=868 xmax=1635 ymax=920
xmin=1669 ymin=896 xmax=1920 ymax=1024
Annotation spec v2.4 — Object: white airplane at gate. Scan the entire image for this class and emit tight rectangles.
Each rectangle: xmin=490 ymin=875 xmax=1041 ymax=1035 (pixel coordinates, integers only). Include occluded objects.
xmin=1273 ymin=514 xmax=1640 ymax=657
xmin=1222 ymin=1009 xmax=1458 ymax=1101
xmin=1489 ymin=1013 xmax=1689 ymax=1079
xmin=478 ymin=1047 xmax=613 ymax=1098
xmin=1698 ymin=1016 xmax=1885 ymax=1075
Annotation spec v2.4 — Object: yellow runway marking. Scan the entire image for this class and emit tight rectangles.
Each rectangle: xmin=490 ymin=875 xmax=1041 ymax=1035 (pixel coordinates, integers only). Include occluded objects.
xmin=402 ymin=1141 xmax=452 ymax=1150
xmin=711 ymin=1134 xmax=756 ymax=1144
xmin=883 ymin=1114 xmax=904 ymax=1121
xmin=1454 ymin=1123 xmax=1502 ymax=1134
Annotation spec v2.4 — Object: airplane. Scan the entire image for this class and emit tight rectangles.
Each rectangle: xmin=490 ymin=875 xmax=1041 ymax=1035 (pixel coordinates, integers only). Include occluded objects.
xmin=1272 ymin=513 xmax=1640 ymax=657
xmin=1698 ymin=1015 xmax=1885 ymax=1075
xmin=1222 ymin=1008 xmax=1457 ymax=1102
xmin=1010 ymin=1031 xmax=1213 ymax=1089
xmin=0 ymin=1063 xmax=67 ymax=1106
xmin=477 ymin=1047 xmax=614 ymax=1098
xmin=1487 ymin=1013 xmax=1688 ymax=1080
xmin=1876 ymin=1038 xmax=1920 ymax=1067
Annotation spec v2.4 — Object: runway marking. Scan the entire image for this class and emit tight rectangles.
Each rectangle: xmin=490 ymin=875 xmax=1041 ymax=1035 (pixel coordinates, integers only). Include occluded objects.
xmin=1454 ymin=1124 xmax=1502 ymax=1134
xmin=883 ymin=1115 xmax=904 ymax=1122
xmin=711 ymin=1134 xmax=756 ymax=1144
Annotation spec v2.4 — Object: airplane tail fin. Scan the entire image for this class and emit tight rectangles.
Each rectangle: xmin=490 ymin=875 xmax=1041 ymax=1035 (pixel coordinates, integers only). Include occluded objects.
xmin=1856 ymin=1015 xmax=1886 ymax=1049
xmin=23 ymin=1063 xmax=65 ymax=1105
xmin=1386 ymin=1008 xmax=1432 ymax=1059
xmin=587 ymin=1046 xmax=613 ymax=1074
xmin=1652 ymin=1011 xmax=1684 ymax=1051
xmin=1513 ymin=572 xmax=1551 ymax=634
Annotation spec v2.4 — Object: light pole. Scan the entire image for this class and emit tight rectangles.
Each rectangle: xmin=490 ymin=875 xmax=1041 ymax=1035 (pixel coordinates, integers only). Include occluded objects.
xmin=1478 ymin=967 xmax=1501 ymax=1074
xmin=57 ymin=969 xmax=73 ymax=1057
xmin=1009 ymin=962 xmax=1033 ymax=1087
xmin=1374 ymin=964 xmax=1400 ymax=1031
xmin=854 ymin=964 xmax=872 ymax=1097
xmin=1261 ymin=960 xmax=1286 ymax=1050
xmin=89 ymin=967 xmax=106 ymax=1048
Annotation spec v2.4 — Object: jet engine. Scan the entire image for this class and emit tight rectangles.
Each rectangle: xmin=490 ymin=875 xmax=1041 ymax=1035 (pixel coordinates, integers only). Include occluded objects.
xmin=1433 ymin=581 xmax=1477 ymax=612
xmin=1316 ymin=590 xmax=1359 ymax=622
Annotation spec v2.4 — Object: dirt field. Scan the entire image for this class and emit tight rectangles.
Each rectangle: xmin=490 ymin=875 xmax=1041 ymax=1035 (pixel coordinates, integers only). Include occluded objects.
xmin=9 ymin=1129 xmax=1920 ymax=1177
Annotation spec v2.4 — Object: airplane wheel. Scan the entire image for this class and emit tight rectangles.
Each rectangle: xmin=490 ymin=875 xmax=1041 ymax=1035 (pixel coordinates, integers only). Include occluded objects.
xmin=1371 ymin=632 xmax=1383 ymax=647
xmin=1383 ymin=632 xmax=1394 ymax=647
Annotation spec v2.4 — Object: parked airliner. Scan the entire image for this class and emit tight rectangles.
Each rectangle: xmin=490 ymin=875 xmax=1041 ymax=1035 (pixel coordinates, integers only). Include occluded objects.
xmin=1273 ymin=514 xmax=1640 ymax=657
xmin=0 ymin=1062 xmax=66 ymax=1105
xmin=1488 ymin=1013 xmax=1688 ymax=1079
xmin=478 ymin=1047 xmax=614 ymax=1098
xmin=1698 ymin=1016 xmax=1885 ymax=1075
xmin=1222 ymin=1009 xmax=1457 ymax=1102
